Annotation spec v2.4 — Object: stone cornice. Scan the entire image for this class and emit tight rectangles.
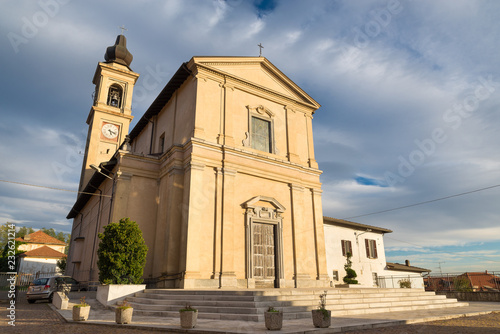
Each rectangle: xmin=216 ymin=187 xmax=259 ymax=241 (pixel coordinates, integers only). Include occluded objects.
xmin=93 ymin=62 xmax=140 ymax=84
xmin=87 ymin=105 xmax=134 ymax=125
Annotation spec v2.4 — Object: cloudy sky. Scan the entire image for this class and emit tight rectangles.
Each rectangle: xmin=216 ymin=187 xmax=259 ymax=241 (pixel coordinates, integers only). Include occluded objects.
xmin=1 ymin=0 xmax=499 ymax=273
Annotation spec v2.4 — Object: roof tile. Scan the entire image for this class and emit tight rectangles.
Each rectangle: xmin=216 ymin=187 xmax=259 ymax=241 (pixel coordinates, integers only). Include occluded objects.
xmin=19 ymin=245 xmax=66 ymax=258
xmin=14 ymin=230 xmax=66 ymax=245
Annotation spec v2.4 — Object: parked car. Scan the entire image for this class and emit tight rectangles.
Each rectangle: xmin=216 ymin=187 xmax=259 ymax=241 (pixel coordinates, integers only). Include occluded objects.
xmin=26 ymin=276 xmax=85 ymax=303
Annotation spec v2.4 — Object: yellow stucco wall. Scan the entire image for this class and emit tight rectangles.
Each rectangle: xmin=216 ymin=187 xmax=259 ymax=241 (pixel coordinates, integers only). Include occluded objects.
xmin=69 ymin=56 xmax=328 ymax=289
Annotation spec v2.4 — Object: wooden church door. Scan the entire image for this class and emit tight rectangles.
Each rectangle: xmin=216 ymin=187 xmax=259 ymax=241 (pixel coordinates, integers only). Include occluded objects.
xmin=253 ymin=223 xmax=276 ymax=288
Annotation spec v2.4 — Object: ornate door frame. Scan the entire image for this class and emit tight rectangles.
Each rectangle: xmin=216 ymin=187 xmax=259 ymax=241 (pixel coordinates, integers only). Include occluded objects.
xmin=243 ymin=196 xmax=285 ymax=288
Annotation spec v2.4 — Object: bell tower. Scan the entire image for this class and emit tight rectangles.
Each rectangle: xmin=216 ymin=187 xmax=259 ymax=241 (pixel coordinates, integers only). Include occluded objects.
xmin=79 ymin=34 xmax=140 ymax=191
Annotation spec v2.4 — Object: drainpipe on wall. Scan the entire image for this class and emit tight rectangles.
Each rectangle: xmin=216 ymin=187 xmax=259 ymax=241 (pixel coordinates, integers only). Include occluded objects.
xmin=89 ymin=188 xmax=103 ymax=283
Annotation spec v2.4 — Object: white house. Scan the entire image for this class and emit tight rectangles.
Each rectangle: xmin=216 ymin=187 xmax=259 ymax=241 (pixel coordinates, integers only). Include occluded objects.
xmin=323 ymin=217 xmax=430 ymax=288
xmin=15 ymin=231 xmax=66 ymax=274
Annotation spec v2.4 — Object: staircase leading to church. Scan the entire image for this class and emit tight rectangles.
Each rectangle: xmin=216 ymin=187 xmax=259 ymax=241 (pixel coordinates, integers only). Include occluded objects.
xmin=125 ymin=288 xmax=468 ymax=322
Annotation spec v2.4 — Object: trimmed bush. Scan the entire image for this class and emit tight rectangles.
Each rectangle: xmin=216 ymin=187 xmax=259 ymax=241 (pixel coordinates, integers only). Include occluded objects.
xmin=97 ymin=218 xmax=148 ymax=284
xmin=343 ymin=252 xmax=358 ymax=284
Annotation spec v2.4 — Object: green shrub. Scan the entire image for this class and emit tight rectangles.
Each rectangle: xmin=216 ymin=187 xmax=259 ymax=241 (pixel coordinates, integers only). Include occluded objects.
xmin=453 ymin=276 xmax=473 ymax=292
xmin=97 ymin=218 xmax=148 ymax=285
xmin=398 ymin=278 xmax=412 ymax=288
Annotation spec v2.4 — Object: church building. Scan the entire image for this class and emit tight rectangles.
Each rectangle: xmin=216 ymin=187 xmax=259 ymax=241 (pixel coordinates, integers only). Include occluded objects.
xmin=66 ymin=35 xmax=331 ymax=289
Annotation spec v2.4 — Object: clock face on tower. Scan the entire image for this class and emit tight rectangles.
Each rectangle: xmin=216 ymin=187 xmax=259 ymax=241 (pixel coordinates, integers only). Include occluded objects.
xmin=101 ymin=122 xmax=119 ymax=140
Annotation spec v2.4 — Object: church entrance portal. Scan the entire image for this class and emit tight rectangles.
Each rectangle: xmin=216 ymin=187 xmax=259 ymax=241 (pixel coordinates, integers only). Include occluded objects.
xmin=244 ymin=196 xmax=285 ymax=288
xmin=253 ymin=223 xmax=276 ymax=288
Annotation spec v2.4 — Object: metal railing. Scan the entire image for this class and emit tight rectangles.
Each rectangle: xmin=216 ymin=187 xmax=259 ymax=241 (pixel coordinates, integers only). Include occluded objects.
xmin=0 ymin=271 xmax=60 ymax=292
xmin=377 ymin=275 xmax=425 ymax=289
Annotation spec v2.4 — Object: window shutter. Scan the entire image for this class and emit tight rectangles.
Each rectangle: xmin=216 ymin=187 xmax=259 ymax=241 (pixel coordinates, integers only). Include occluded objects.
xmin=341 ymin=240 xmax=346 ymax=256
xmin=373 ymin=240 xmax=378 ymax=259
xmin=347 ymin=240 xmax=352 ymax=256
xmin=365 ymin=239 xmax=370 ymax=258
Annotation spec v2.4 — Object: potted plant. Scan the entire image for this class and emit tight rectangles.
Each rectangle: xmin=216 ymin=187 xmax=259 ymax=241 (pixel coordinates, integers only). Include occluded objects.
xmin=115 ymin=300 xmax=134 ymax=324
xmin=72 ymin=296 xmax=90 ymax=321
xmin=179 ymin=305 xmax=198 ymax=328
xmin=311 ymin=291 xmax=331 ymax=328
xmin=264 ymin=306 xmax=283 ymax=330
xmin=343 ymin=252 xmax=358 ymax=285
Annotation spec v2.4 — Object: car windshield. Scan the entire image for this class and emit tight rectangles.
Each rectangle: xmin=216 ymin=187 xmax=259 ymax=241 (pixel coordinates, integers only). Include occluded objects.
xmin=55 ymin=277 xmax=77 ymax=284
xmin=32 ymin=278 xmax=49 ymax=285
xmin=63 ymin=277 xmax=78 ymax=284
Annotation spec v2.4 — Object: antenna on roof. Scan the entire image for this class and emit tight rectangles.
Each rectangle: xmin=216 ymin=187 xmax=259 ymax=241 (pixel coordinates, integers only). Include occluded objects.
xmin=437 ymin=262 xmax=445 ymax=276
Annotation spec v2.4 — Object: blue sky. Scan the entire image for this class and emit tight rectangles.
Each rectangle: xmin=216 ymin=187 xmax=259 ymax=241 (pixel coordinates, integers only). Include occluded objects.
xmin=1 ymin=0 xmax=500 ymax=273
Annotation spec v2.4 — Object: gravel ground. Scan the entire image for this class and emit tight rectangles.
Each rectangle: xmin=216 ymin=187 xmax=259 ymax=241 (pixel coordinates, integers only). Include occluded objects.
xmin=345 ymin=312 xmax=500 ymax=334
xmin=2 ymin=297 xmax=500 ymax=333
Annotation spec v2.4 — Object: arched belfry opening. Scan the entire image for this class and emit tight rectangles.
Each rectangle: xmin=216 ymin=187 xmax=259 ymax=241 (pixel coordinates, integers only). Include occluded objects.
xmin=107 ymin=84 xmax=123 ymax=108
xmin=243 ymin=196 xmax=285 ymax=288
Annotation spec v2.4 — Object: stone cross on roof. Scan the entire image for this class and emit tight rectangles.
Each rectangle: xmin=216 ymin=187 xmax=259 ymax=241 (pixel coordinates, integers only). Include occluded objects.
xmin=258 ymin=43 xmax=264 ymax=57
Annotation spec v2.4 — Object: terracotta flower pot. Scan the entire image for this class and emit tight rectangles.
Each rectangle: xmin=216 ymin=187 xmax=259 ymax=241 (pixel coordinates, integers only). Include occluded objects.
xmin=115 ymin=307 xmax=133 ymax=324
xmin=180 ymin=310 xmax=198 ymax=328
xmin=265 ymin=311 xmax=283 ymax=330
xmin=311 ymin=309 xmax=331 ymax=328
xmin=72 ymin=305 xmax=90 ymax=321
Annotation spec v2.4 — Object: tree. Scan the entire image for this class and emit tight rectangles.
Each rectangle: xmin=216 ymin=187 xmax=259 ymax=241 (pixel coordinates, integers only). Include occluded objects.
xmin=0 ymin=223 xmax=31 ymax=248
xmin=343 ymin=252 xmax=358 ymax=284
xmin=0 ymin=240 xmax=26 ymax=272
xmin=57 ymin=257 xmax=67 ymax=274
xmin=97 ymin=218 xmax=148 ymax=284
xmin=17 ymin=226 xmax=35 ymax=239
xmin=454 ymin=276 xmax=473 ymax=292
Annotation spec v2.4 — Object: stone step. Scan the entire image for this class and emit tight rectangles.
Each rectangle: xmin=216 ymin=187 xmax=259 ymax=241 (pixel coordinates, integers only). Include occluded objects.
xmin=132 ymin=301 xmax=470 ymax=322
xmin=142 ymin=288 xmax=433 ymax=297
xmin=130 ymin=292 xmax=450 ymax=308
xmin=127 ymin=288 xmax=468 ymax=322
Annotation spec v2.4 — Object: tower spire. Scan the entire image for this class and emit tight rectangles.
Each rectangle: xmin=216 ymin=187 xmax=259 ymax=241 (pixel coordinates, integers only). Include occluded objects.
xmin=104 ymin=34 xmax=133 ymax=67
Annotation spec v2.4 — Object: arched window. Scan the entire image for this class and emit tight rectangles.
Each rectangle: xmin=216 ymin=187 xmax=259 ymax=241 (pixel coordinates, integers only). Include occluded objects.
xmin=107 ymin=84 xmax=123 ymax=108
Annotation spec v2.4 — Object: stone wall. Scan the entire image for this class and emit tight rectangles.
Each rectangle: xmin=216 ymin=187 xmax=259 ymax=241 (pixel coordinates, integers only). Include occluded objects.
xmin=436 ymin=291 xmax=500 ymax=302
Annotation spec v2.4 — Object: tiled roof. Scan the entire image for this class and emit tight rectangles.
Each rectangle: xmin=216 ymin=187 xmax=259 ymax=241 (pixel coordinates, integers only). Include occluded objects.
xmin=19 ymin=245 xmax=66 ymax=259
xmin=462 ymin=272 xmax=500 ymax=290
xmin=323 ymin=216 xmax=393 ymax=234
xmin=15 ymin=230 xmax=66 ymax=245
xmin=386 ymin=262 xmax=431 ymax=273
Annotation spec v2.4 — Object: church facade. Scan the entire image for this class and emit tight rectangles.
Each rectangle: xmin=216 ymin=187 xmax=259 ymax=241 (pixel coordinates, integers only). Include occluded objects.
xmin=67 ymin=35 xmax=330 ymax=289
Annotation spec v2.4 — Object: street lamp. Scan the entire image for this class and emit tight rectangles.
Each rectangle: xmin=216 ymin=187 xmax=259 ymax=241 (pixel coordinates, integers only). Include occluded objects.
xmin=90 ymin=164 xmax=113 ymax=180
xmin=355 ymin=229 xmax=372 ymax=244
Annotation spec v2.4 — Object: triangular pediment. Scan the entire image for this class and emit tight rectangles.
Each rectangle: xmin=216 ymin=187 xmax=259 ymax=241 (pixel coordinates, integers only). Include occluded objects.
xmin=243 ymin=196 xmax=286 ymax=212
xmin=191 ymin=57 xmax=320 ymax=109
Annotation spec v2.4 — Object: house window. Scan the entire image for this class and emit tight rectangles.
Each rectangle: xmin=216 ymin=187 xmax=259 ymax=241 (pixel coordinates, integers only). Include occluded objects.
xmin=341 ymin=240 xmax=352 ymax=257
xmin=332 ymin=270 xmax=339 ymax=281
xmin=251 ymin=116 xmax=272 ymax=153
xmin=365 ymin=239 xmax=378 ymax=259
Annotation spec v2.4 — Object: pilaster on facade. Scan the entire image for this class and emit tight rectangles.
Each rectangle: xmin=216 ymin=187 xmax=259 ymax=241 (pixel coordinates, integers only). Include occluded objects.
xmin=304 ymin=113 xmax=319 ymax=169
xmin=219 ymin=167 xmax=237 ymax=288
xmin=289 ymin=183 xmax=310 ymax=285
xmin=180 ymin=162 xmax=206 ymax=281
xmin=222 ymin=81 xmax=236 ymax=147
xmin=311 ymin=188 xmax=329 ymax=282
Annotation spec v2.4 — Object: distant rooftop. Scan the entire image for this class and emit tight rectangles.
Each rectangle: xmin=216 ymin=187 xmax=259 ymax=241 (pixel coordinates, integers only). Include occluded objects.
xmin=15 ymin=230 xmax=66 ymax=245
xmin=19 ymin=245 xmax=66 ymax=259
xmin=323 ymin=216 xmax=392 ymax=234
